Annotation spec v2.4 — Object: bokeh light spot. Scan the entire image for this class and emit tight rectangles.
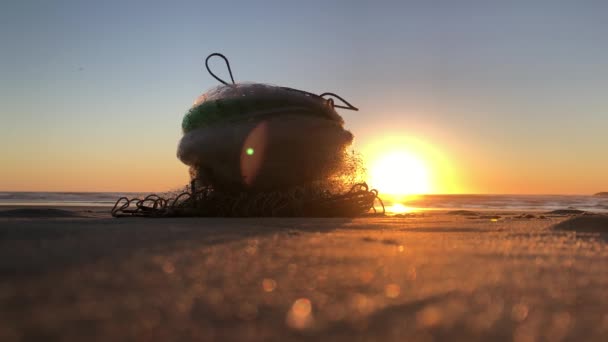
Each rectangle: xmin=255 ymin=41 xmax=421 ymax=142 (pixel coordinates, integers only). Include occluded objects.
xmin=162 ymin=261 xmax=175 ymax=274
xmin=511 ymin=303 xmax=529 ymax=322
xmin=262 ymin=278 xmax=277 ymax=292
xmin=417 ymin=305 xmax=443 ymax=328
xmin=292 ymin=298 xmax=312 ymax=317
xmin=286 ymin=298 xmax=314 ymax=330
xmin=385 ymin=283 xmax=401 ymax=298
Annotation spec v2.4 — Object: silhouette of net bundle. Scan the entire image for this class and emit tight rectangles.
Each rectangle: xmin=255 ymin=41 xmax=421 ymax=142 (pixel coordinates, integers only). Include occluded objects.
xmin=111 ymin=53 xmax=385 ymax=217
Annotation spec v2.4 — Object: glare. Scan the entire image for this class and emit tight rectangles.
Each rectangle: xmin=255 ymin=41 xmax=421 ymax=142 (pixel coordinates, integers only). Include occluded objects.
xmin=361 ymin=134 xmax=461 ymax=195
xmin=369 ymin=150 xmax=431 ymax=197
xmin=387 ymin=203 xmax=412 ymax=214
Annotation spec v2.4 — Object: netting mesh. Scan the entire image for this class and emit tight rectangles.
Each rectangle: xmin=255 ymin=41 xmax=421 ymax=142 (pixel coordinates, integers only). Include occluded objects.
xmin=184 ymin=83 xmax=344 ymax=132
xmin=111 ymin=182 xmax=383 ymax=218
xmin=112 ymin=150 xmax=384 ymax=218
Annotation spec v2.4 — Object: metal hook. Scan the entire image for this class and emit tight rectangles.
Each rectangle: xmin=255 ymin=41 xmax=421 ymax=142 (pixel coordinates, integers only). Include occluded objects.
xmin=204 ymin=53 xmax=357 ymax=111
xmin=205 ymin=53 xmax=236 ymax=85
xmin=320 ymin=92 xmax=359 ymax=111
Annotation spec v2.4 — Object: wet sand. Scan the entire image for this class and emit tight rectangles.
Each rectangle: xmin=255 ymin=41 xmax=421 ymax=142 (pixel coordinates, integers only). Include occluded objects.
xmin=1 ymin=207 xmax=608 ymax=341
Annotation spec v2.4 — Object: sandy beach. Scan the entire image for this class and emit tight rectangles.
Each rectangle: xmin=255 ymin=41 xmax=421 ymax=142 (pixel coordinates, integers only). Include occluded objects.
xmin=4 ymin=1 xmax=608 ymax=341
xmin=1 ymin=207 xmax=607 ymax=341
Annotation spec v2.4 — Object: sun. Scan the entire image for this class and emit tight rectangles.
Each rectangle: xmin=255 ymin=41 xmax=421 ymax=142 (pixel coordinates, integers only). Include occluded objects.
xmin=368 ymin=150 xmax=431 ymax=198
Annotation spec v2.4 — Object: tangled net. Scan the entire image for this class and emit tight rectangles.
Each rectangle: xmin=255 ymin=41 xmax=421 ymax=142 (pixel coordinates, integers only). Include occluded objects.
xmin=112 ymin=53 xmax=385 ymax=218
xmin=111 ymin=182 xmax=384 ymax=218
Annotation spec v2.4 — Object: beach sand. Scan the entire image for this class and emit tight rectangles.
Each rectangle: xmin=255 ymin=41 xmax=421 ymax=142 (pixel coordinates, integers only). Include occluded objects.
xmin=1 ymin=207 xmax=608 ymax=341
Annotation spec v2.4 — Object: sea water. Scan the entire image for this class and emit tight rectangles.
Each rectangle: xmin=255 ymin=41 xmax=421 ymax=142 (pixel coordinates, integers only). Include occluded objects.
xmin=0 ymin=192 xmax=132 ymax=207
xmin=383 ymin=194 xmax=608 ymax=213
xmin=1 ymin=192 xmax=607 ymax=213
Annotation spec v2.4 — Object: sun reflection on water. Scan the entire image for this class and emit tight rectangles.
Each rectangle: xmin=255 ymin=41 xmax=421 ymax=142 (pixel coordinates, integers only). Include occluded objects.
xmin=386 ymin=203 xmax=415 ymax=215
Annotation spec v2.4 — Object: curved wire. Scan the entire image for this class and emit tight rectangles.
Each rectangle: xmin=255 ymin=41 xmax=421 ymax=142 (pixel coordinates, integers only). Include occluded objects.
xmin=320 ymin=92 xmax=359 ymax=111
xmin=205 ymin=53 xmax=235 ymax=85
xmin=204 ymin=53 xmax=358 ymax=112
xmin=279 ymin=87 xmax=359 ymax=111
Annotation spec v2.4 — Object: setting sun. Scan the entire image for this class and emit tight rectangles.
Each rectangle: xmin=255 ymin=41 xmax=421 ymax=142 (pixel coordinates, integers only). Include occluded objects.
xmin=369 ymin=150 xmax=431 ymax=197
xmin=360 ymin=134 xmax=461 ymax=196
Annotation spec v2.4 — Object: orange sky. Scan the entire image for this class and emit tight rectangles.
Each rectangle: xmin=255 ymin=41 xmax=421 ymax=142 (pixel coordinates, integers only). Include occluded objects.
xmin=1 ymin=123 xmax=605 ymax=195
xmin=2 ymin=2 xmax=607 ymax=194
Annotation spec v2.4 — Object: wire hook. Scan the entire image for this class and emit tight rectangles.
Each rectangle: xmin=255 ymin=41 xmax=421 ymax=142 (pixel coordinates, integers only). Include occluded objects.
xmin=205 ymin=53 xmax=236 ymax=85
xmin=204 ymin=53 xmax=358 ymax=111
xmin=320 ymin=92 xmax=359 ymax=111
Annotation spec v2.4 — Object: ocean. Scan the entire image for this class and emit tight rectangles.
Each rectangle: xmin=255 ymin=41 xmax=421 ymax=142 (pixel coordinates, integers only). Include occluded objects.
xmin=384 ymin=194 xmax=608 ymax=213
xmin=0 ymin=192 xmax=132 ymax=207
xmin=1 ymin=192 xmax=607 ymax=213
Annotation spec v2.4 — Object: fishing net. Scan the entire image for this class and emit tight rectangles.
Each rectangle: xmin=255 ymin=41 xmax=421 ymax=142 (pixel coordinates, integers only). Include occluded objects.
xmin=112 ymin=53 xmax=384 ymax=218
xmin=111 ymin=182 xmax=383 ymax=218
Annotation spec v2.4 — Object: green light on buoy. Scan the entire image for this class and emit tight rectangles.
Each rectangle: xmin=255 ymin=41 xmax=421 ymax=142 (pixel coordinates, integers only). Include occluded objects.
xmin=246 ymin=147 xmax=254 ymax=156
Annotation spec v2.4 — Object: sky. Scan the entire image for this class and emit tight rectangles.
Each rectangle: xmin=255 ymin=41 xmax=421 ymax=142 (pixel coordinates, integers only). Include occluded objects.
xmin=1 ymin=0 xmax=607 ymax=194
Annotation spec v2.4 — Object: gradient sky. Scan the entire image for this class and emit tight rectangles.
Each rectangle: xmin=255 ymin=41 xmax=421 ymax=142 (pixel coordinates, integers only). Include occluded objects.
xmin=1 ymin=1 xmax=607 ymax=194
